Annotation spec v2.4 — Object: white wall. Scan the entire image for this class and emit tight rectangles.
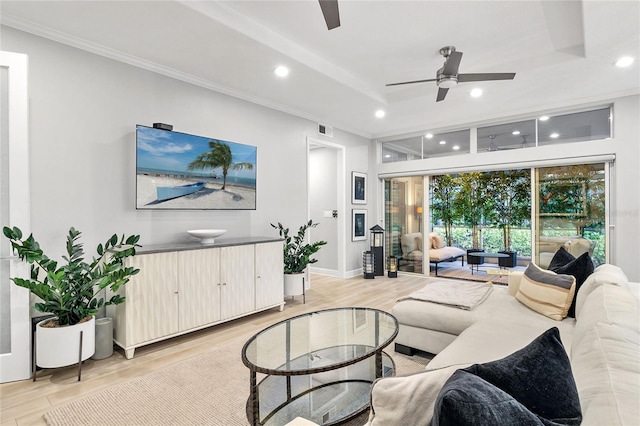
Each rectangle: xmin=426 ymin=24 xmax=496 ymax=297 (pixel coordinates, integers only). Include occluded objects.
xmin=1 ymin=27 xmax=371 ymax=269
xmin=375 ymin=95 xmax=640 ymax=281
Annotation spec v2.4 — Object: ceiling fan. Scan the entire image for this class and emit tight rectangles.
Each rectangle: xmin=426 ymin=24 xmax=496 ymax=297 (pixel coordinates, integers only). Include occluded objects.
xmin=386 ymin=46 xmax=516 ymax=102
xmin=318 ymin=0 xmax=340 ymax=30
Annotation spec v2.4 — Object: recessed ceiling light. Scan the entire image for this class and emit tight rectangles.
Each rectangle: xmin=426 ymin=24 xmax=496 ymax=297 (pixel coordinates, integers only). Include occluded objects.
xmin=375 ymin=110 xmax=386 ymax=118
xmin=539 ymin=115 xmax=550 ymax=121
xmin=470 ymin=88 xmax=483 ymax=98
xmin=512 ymin=130 xmax=521 ymax=135
xmin=439 ymin=140 xmax=446 ymax=145
xmin=452 ymin=145 xmax=460 ymax=150
xmin=550 ymin=132 xmax=560 ymax=138
xmin=425 ymin=133 xmax=434 ymax=139
xmin=274 ymin=66 xmax=289 ymax=77
xmin=615 ymin=56 xmax=634 ymax=67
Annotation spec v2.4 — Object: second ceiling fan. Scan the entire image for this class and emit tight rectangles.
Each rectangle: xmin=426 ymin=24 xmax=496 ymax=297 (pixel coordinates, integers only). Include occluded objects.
xmin=387 ymin=46 xmax=516 ymax=102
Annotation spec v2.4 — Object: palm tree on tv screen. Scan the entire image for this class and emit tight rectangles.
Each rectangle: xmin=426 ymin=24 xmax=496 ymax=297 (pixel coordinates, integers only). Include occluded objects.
xmin=187 ymin=141 xmax=253 ymax=190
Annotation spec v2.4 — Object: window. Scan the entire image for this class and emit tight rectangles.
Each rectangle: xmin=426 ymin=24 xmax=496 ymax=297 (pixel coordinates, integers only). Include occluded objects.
xmin=382 ymin=106 xmax=611 ymax=164
xmin=382 ymin=130 xmax=470 ymax=163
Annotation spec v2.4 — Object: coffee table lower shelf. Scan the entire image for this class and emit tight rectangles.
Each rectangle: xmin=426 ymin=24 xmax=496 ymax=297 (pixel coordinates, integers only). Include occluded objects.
xmin=248 ymin=351 xmax=394 ymax=426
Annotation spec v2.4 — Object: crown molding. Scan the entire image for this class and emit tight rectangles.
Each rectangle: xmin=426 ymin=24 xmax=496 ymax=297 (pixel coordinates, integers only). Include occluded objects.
xmin=1 ymin=15 xmax=373 ymax=140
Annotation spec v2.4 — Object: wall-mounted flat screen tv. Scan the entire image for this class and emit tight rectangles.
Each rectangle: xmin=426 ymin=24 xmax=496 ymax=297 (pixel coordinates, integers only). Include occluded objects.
xmin=136 ymin=125 xmax=257 ymax=210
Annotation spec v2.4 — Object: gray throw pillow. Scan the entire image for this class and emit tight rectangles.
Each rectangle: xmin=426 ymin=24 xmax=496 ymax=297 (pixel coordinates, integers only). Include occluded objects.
xmin=432 ymin=327 xmax=582 ymax=426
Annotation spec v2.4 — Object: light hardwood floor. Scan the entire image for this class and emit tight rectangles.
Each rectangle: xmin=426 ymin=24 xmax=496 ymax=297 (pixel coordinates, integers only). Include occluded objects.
xmin=0 ymin=273 xmax=430 ymax=426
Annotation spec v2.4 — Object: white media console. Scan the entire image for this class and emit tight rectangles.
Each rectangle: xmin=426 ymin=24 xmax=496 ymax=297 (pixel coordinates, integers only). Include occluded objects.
xmin=107 ymin=237 xmax=284 ymax=359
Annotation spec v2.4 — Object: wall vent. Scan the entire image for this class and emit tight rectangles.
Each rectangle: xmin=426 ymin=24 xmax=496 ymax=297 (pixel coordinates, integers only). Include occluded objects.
xmin=318 ymin=123 xmax=333 ymax=137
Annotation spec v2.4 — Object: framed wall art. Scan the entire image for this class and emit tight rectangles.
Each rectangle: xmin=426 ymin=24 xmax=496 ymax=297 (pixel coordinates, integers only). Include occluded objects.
xmin=352 ymin=209 xmax=367 ymax=241
xmin=352 ymin=172 xmax=367 ymax=204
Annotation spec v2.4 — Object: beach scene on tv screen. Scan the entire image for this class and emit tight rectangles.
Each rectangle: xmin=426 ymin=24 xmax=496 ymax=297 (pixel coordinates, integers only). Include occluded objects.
xmin=136 ymin=125 xmax=257 ymax=209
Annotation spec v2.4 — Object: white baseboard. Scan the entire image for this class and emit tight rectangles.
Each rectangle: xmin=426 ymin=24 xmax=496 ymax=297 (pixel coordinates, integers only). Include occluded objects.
xmin=309 ymin=267 xmax=363 ymax=279
xmin=309 ymin=267 xmax=339 ymax=278
xmin=345 ymin=268 xmax=363 ymax=278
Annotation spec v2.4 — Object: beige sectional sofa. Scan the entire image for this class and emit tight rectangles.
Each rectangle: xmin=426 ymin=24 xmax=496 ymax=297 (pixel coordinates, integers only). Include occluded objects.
xmin=371 ymin=264 xmax=639 ymax=425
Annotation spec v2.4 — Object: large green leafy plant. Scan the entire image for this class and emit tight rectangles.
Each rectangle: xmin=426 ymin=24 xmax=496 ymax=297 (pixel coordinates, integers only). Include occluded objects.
xmin=3 ymin=226 xmax=140 ymax=326
xmin=271 ymin=220 xmax=327 ymax=274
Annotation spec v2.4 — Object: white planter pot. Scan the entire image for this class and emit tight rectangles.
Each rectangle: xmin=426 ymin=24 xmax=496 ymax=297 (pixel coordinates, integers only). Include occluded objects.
xmin=284 ymin=273 xmax=305 ymax=297
xmin=36 ymin=316 xmax=95 ymax=368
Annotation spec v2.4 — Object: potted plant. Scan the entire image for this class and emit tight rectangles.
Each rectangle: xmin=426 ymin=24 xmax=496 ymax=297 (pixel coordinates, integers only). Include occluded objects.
xmin=3 ymin=226 xmax=140 ymax=373
xmin=271 ymin=220 xmax=327 ymax=297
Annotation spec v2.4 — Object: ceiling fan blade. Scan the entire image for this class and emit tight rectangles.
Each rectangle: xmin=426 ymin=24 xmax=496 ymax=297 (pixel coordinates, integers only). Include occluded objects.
xmin=436 ymin=87 xmax=449 ymax=102
xmin=458 ymin=73 xmax=516 ymax=82
xmin=318 ymin=0 xmax=340 ymax=30
xmin=386 ymin=78 xmax=437 ymax=87
xmin=442 ymin=51 xmax=463 ymax=75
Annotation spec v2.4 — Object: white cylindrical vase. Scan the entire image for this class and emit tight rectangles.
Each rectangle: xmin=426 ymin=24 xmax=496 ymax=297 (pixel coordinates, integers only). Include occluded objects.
xmin=284 ymin=273 xmax=305 ymax=296
xmin=93 ymin=317 xmax=114 ymax=360
xmin=36 ymin=316 xmax=95 ymax=368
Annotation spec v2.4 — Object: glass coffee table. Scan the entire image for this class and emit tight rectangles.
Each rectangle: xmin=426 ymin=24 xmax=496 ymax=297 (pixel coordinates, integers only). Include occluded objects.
xmin=242 ymin=307 xmax=398 ymax=426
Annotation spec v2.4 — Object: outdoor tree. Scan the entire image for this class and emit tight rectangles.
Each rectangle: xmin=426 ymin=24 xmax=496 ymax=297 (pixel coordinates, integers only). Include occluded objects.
xmin=486 ymin=170 xmax=530 ymax=250
xmin=453 ymin=172 xmax=492 ymax=249
xmin=188 ymin=141 xmax=253 ymax=190
xmin=430 ymin=174 xmax=458 ymax=246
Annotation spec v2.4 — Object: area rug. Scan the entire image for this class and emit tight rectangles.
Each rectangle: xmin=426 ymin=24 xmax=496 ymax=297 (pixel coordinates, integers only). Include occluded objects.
xmin=435 ymin=263 xmax=525 ymax=285
xmin=44 ymin=337 xmax=430 ymax=426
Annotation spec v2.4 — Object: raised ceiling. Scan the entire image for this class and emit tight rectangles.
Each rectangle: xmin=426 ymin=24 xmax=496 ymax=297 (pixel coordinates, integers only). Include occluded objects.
xmin=1 ymin=1 xmax=639 ymax=139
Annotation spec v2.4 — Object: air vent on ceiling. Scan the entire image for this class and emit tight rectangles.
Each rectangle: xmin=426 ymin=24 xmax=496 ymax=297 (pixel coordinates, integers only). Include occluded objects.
xmin=318 ymin=123 xmax=333 ymax=137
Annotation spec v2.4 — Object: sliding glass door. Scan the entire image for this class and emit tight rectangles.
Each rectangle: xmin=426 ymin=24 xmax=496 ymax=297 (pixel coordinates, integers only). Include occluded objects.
xmin=382 ymin=162 xmax=610 ymax=276
xmin=384 ymin=177 xmax=424 ymax=273
xmin=535 ymin=163 xmax=607 ymax=268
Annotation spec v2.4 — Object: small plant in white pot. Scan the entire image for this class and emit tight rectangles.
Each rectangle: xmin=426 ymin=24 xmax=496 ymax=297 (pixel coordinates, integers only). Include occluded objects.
xmin=271 ymin=220 xmax=327 ymax=298
xmin=3 ymin=226 xmax=140 ymax=377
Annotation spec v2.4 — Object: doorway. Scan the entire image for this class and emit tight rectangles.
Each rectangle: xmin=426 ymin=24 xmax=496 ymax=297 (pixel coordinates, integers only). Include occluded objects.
xmin=307 ymin=137 xmax=346 ymax=278
xmin=1 ymin=51 xmax=31 ymax=383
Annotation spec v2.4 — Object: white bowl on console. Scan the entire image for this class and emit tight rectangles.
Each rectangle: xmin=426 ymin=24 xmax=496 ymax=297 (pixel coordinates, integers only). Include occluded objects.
xmin=187 ymin=229 xmax=227 ymax=244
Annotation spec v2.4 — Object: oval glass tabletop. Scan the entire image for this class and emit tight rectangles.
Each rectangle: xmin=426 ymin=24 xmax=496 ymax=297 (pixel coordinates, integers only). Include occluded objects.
xmin=242 ymin=307 xmax=398 ymax=375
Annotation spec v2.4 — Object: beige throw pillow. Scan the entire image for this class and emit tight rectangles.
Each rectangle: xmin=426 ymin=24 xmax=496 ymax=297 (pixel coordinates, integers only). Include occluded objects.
xmin=432 ymin=234 xmax=445 ymax=249
xmin=515 ymin=262 xmax=576 ymax=321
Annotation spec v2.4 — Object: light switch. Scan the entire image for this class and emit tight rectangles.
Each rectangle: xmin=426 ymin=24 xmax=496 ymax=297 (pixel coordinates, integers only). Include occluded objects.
xmin=323 ymin=210 xmax=333 ymax=218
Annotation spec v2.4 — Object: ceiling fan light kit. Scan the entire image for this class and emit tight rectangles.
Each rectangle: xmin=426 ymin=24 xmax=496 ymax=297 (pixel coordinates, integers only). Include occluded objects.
xmin=386 ymin=46 xmax=516 ymax=102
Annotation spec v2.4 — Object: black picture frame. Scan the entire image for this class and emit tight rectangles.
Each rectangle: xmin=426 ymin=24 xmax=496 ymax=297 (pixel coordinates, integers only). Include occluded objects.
xmin=352 ymin=172 xmax=366 ymax=204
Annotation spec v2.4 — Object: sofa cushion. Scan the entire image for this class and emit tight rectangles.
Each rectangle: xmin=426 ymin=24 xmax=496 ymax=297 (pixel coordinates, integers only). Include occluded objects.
xmin=571 ymin=283 xmax=638 ymax=352
xmin=571 ymin=322 xmax=640 ymax=425
xmin=549 ymin=251 xmax=595 ymax=318
xmin=433 ymin=327 xmax=582 ymax=426
xmin=427 ymin=316 xmax=575 ymax=371
xmin=575 ymin=264 xmax=629 ymax=318
xmin=429 ymin=246 xmax=465 ymax=262
xmin=515 ymin=262 xmax=576 ymax=320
